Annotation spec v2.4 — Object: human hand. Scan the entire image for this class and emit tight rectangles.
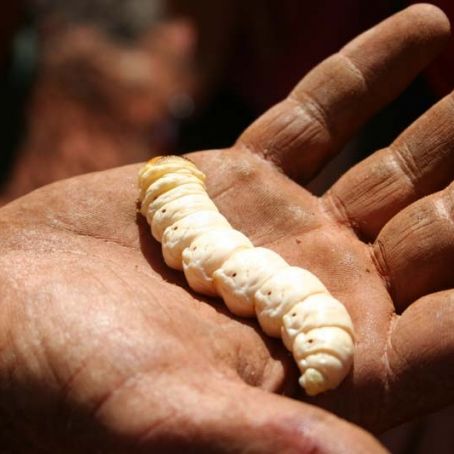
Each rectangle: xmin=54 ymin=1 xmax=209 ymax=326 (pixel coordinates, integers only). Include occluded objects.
xmin=218 ymin=2 xmax=454 ymax=432
xmin=0 ymin=170 xmax=382 ymax=452
xmin=0 ymin=4 xmax=452 ymax=452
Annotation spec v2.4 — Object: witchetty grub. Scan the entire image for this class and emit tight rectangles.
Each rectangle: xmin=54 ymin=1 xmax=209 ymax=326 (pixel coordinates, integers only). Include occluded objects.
xmin=138 ymin=155 xmax=355 ymax=395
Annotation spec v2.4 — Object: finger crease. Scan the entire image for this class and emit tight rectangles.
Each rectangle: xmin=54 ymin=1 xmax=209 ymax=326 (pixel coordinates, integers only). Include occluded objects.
xmin=389 ymin=143 xmax=423 ymax=198
xmin=336 ymin=52 xmax=369 ymax=93
xmin=288 ymin=92 xmax=333 ymax=143
xmin=321 ymin=191 xmax=363 ymax=237
xmin=370 ymin=240 xmax=394 ymax=299
xmin=438 ymin=189 xmax=454 ymax=225
xmin=380 ymin=314 xmax=401 ymax=422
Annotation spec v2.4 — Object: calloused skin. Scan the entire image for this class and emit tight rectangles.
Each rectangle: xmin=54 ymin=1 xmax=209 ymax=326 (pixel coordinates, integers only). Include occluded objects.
xmin=1 ymin=5 xmax=454 ymax=453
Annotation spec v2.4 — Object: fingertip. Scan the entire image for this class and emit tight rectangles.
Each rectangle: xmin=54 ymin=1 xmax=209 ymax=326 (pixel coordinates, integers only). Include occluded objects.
xmin=404 ymin=3 xmax=451 ymax=43
xmin=342 ymin=2 xmax=451 ymax=57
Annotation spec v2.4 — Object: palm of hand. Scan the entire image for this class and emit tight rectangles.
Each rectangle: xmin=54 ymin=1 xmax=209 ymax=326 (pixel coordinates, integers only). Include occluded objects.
xmin=0 ymin=160 xmax=375 ymax=453
xmin=1 ymin=5 xmax=454 ymax=453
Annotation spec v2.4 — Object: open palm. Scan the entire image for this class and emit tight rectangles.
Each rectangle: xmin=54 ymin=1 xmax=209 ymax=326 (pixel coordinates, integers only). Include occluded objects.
xmin=1 ymin=5 xmax=453 ymax=453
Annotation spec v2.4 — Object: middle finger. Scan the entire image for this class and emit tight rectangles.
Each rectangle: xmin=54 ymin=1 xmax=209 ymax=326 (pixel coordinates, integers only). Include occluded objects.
xmin=325 ymin=92 xmax=454 ymax=240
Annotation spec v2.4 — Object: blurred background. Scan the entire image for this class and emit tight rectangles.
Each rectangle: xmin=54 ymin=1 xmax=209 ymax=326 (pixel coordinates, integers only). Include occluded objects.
xmin=0 ymin=1 xmax=453 ymax=451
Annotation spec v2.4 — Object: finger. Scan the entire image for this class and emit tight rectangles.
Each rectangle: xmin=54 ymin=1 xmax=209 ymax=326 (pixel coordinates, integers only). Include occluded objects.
xmin=238 ymin=4 xmax=450 ymax=182
xmin=325 ymin=91 xmax=454 ymax=240
xmin=135 ymin=376 xmax=388 ymax=453
xmin=382 ymin=290 xmax=454 ymax=432
xmin=373 ymin=182 xmax=454 ymax=311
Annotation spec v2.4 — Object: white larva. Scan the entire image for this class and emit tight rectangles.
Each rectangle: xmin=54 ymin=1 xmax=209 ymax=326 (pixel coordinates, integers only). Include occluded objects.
xmin=297 ymin=355 xmax=345 ymax=397
xmin=143 ymin=182 xmax=208 ymax=222
xmin=281 ymin=293 xmax=354 ymax=351
xmin=138 ymin=156 xmax=355 ymax=396
xmin=182 ymin=228 xmax=253 ymax=296
xmin=213 ymin=247 xmax=288 ymax=317
xmin=293 ymin=326 xmax=354 ymax=396
xmin=151 ymin=193 xmax=219 ymax=242
xmin=138 ymin=155 xmax=205 ymax=199
xmin=162 ymin=211 xmax=231 ymax=270
xmin=141 ymin=173 xmax=205 ymax=217
xmin=254 ymin=266 xmax=328 ymax=338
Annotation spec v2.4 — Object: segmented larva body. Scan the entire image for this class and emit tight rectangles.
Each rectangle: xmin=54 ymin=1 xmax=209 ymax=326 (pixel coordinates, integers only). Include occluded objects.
xmin=138 ymin=156 xmax=354 ymax=396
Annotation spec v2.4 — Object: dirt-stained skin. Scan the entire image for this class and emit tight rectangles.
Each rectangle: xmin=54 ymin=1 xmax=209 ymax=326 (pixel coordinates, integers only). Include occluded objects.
xmin=0 ymin=5 xmax=453 ymax=453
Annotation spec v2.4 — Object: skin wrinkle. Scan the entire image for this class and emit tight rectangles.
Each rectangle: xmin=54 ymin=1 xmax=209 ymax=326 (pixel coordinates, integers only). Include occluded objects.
xmin=374 ymin=153 xmax=416 ymax=204
xmin=47 ymin=216 xmax=138 ymax=251
xmin=0 ymin=228 xmax=63 ymax=256
xmin=286 ymin=94 xmax=330 ymax=146
xmin=16 ymin=300 xmax=53 ymax=383
xmin=335 ymin=52 xmax=370 ymax=95
xmin=39 ymin=327 xmax=66 ymax=394
xmin=371 ymin=188 xmax=454 ymax=309
xmin=207 ymin=331 xmax=242 ymax=379
xmin=439 ymin=186 xmax=454 ymax=223
xmin=90 ymin=346 xmax=202 ymax=419
xmin=95 ymin=364 xmax=234 ymax=445
xmin=322 ymin=191 xmax=360 ymax=234
xmin=139 ymin=376 xmax=319 ymax=452
xmin=59 ymin=353 xmax=94 ymax=406
xmin=260 ymin=353 xmax=292 ymax=394
xmin=303 ymin=61 xmax=366 ymax=148
xmin=323 ymin=157 xmax=412 ymax=242
xmin=208 ymin=179 xmax=239 ymax=201
xmin=269 ymin=110 xmax=315 ymax=158
xmin=236 ymin=105 xmax=283 ymax=159
xmin=343 ymin=152 xmax=409 ymax=215
xmin=379 ymin=313 xmax=400 ymax=427
xmin=135 ymin=409 xmax=178 ymax=446
xmin=370 ymin=240 xmax=394 ymax=301
xmin=234 ymin=340 xmax=262 ymax=387
xmin=134 ymin=380 xmax=220 ymax=449
xmin=238 ymin=98 xmax=328 ymax=172
xmin=91 ymin=371 xmax=143 ymax=422
xmin=248 ymin=138 xmax=285 ymax=173
xmin=389 ymin=143 xmax=423 ymax=198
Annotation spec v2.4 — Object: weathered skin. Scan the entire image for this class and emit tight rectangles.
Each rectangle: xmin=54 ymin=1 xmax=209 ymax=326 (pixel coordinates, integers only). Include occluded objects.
xmin=0 ymin=5 xmax=453 ymax=452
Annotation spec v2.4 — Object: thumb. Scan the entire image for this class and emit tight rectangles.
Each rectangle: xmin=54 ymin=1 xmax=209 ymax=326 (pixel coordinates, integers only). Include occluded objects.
xmin=149 ymin=375 xmax=388 ymax=453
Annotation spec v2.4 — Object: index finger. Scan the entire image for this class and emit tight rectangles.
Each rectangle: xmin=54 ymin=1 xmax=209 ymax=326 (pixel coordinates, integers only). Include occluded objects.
xmin=238 ymin=4 xmax=450 ymax=182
